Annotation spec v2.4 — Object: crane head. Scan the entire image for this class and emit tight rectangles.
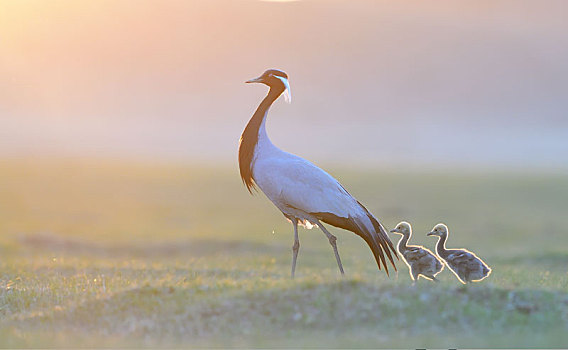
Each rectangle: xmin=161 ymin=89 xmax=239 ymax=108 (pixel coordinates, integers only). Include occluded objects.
xmin=246 ymin=69 xmax=291 ymax=103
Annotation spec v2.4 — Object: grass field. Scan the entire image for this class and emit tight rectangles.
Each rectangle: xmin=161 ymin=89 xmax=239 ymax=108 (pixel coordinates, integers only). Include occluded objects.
xmin=0 ymin=159 xmax=567 ymax=348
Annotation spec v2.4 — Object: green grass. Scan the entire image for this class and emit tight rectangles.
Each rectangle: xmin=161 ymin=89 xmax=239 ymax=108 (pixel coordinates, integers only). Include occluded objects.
xmin=1 ymin=158 xmax=567 ymax=347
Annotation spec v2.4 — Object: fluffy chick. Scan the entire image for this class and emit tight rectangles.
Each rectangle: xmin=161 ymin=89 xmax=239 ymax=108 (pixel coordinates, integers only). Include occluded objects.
xmin=391 ymin=221 xmax=443 ymax=283
xmin=427 ymin=223 xmax=492 ymax=284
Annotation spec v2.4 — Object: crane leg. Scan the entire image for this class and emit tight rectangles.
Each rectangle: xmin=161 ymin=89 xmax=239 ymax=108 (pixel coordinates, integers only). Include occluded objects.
xmin=317 ymin=221 xmax=345 ymax=276
xmin=291 ymin=219 xmax=300 ymax=279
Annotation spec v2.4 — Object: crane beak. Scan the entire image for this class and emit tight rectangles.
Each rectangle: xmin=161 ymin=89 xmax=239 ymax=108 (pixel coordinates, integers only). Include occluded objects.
xmin=389 ymin=228 xmax=399 ymax=233
xmin=245 ymin=77 xmax=263 ymax=84
xmin=426 ymin=231 xmax=435 ymax=236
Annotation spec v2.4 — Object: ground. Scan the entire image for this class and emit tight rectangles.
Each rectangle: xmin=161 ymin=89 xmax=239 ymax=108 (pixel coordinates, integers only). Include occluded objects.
xmin=0 ymin=159 xmax=567 ymax=347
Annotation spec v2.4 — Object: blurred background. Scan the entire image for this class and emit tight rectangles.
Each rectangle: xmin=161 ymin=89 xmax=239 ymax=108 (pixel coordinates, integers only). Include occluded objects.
xmin=2 ymin=0 xmax=567 ymax=169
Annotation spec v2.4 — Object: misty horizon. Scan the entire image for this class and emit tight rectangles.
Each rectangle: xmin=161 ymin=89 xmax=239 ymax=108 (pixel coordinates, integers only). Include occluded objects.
xmin=2 ymin=0 xmax=567 ymax=169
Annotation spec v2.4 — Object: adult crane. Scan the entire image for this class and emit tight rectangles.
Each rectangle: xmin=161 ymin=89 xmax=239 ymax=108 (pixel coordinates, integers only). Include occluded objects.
xmin=239 ymin=69 xmax=397 ymax=278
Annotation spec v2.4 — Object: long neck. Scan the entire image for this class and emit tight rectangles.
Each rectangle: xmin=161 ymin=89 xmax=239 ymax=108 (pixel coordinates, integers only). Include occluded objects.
xmin=254 ymin=86 xmax=283 ymax=145
xmin=436 ymin=234 xmax=448 ymax=257
xmin=397 ymin=232 xmax=410 ymax=252
xmin=238 ymin=86 xmax=284 ymax=192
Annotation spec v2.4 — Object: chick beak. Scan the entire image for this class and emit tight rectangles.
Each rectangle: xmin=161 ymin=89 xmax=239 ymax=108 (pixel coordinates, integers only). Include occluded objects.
xmin=245 ymin=77 xmax=263 ymax=84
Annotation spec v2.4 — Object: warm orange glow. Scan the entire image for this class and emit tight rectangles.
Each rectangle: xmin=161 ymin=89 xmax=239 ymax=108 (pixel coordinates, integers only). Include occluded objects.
xmin=1 ymin=0 xmax=567 ymax=167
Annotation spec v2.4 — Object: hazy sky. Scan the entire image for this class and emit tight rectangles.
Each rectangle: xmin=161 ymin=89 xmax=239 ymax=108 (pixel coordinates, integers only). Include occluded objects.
xmin=2 ymin=0 xmax=567 ymax=168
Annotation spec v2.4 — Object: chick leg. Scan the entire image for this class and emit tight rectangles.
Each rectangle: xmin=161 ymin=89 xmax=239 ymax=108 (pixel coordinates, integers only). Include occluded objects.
xmin=412 ymin=270 xmax=419 ymax=286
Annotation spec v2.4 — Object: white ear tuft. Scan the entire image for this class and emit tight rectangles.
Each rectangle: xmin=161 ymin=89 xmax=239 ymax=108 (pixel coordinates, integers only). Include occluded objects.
xmin=274 ymin=76 xmax=292 ymax=103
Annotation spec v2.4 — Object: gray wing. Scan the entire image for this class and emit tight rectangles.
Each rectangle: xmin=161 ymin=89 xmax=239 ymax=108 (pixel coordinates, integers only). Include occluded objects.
xmin=447 ymin=250 xmax=486 ymax=277
xmin=403 ymin=246 xmax=429 ymax=262
xmin=405 ymin=246 xmax=442 ymax=271
xmin=448 ymin=251 xmax=479 ymax=267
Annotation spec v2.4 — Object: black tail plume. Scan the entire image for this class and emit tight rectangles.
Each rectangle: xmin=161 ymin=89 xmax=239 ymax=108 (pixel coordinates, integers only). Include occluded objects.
xmin=315 ymin=209 xmax=398 ymax=275
xmin=368 ymin=213 xmax=398 ymax=271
